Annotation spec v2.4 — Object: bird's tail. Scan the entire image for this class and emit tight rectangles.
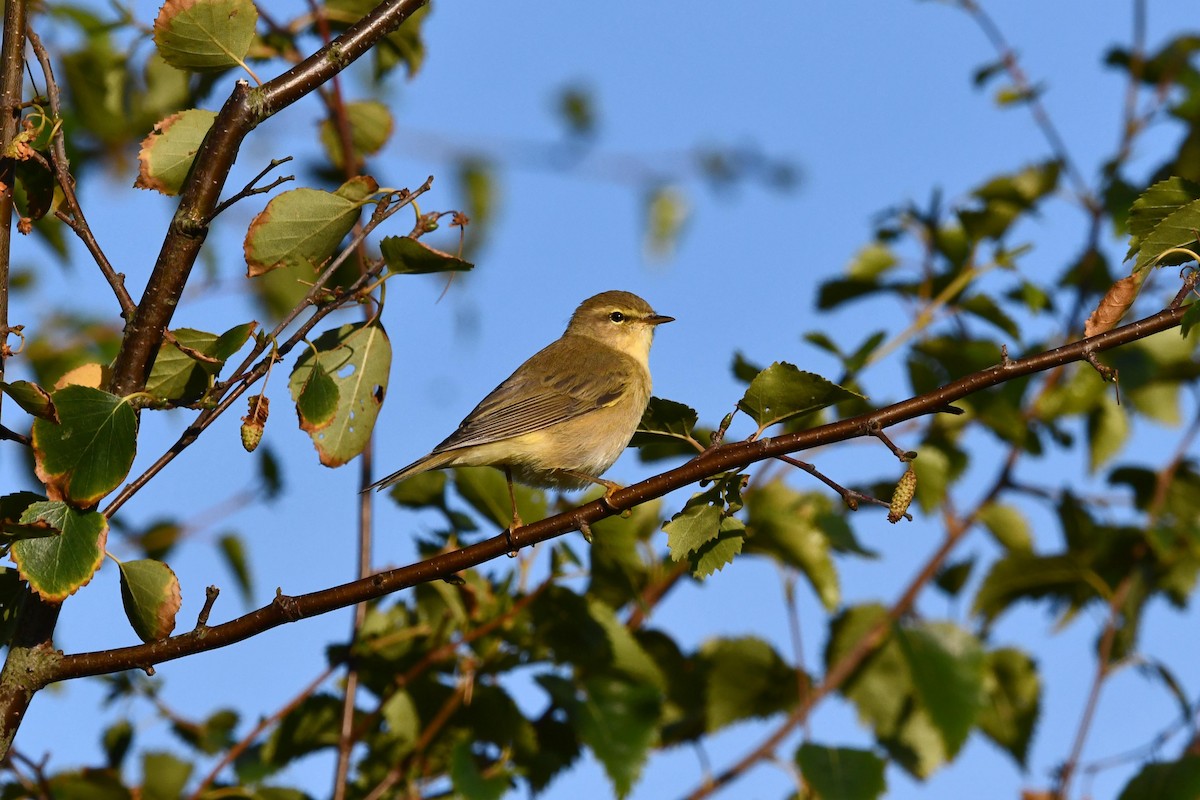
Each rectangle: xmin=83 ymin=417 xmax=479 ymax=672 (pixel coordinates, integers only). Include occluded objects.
xmin=361 ymin=450 xmax=460 ymax=493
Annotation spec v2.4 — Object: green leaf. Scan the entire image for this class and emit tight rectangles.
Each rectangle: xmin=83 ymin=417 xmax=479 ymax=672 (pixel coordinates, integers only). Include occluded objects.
xmin=293 ymin=359 xmax=339 ymax=432
xmin=153 ymin=0 xmax=258 ymax=73
xmin=737 ymin=362 xmax=862 ymax=433
xmin=217 ymin=533 xmax=253 ymax=603
xmin=796 ymin=743 xmax=887 ymax=800
xmin=1118 ymin=756 xmax=1200 ymax=800
xmin=977 ymin=647 xmax=1040 ymax=767
xmin=386 ymin=470 xmax=446 ymax=508
xmin=146 ymin=323 xmax=256 ymax=402
xmin=1087 ymin=398 xmax=1129 ymax=471
xmin=171 ymin=708 xmax=239 ymax=755
xmin=11 ymin=502 xmax=107 ymax=601
xmin=896 ymin=622 xmax=985 ymax=757
xmin=288 ymin=321 xmax=391 ymax=467
xmin=380 ymin=235 xmax=475 ymax=275
xmin=587 ymin=598 xmax=666 ymax=689
xmin=119 ymin=559 xmax=182 ymax=642
xmin=0 ymin=491 xmax=56 ymax=543
xmin=587 ymin=499 xmax=662 ymax=607
xmin=449 ymin=739 xmax=508 ymax=800
xmin=1180 ymin=302 xmax=1200 ymax=339
xmin=972 ymin=554 xmax=1105 ymax=624
xmin=702 ymin=636 xmax=798 ymax=731
xmin=102 ymin=720 xmax=134 ymax=768
xmin=452 ymin=467 xmax=547 ymax=531
xmin=0 ymin=380 xmax=57 ymax=421
xmin=1134 ymin=197 xmax=1200 ymax=272
xmin=911 ymin=444 xmax=950 ymax=513
xmin=662 ymin=496 xmax=722 ymax=560
xmin=32 ymin=386 xmax=137 ymax=507
xmin=689 ymin=517 xmax=745 ymax=578
xmin=141 ymin=751 xmax=192 ymax=800
xmin=1125 ymin=177 xmax=1200 ymax=260
xmin=846 ymin=241 xmax=898 ymax=280
xmin=575 ymin=677 xmax=661 ymax=799
xmin=744 ymin=479 xmax=840 ymax=609
xmin=976 ymin=502 xmax=1034 ymax=553
xmin=643 ymin=184 xmax=691 ymax=260
xmin=135 ymin=109 xmax=216 ymax=195
xmin=263 ymin=693 xmax=347 ymax=765
xmin=631 ymin=396 xmax=700 ymax=452
xmin=319 ymin=100 xmax=394 ymax=169
xmin=245 ymin=176 xmax=378 ymax=277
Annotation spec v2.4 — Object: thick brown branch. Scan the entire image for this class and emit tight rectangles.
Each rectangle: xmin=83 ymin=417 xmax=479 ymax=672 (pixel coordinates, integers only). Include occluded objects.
xmin=44 ymin=302 xmax=1189 ymax=685
xmin=108 ymin=0 xmax=430 ymax=397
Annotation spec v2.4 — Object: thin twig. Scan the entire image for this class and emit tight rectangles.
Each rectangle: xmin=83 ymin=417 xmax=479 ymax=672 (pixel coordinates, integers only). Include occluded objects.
xmin=207 ymin=156 xmax=295 ymax=222
xmin=187 ymin=665 xmax=336 ymax=799
xmin=101 ymin=182 xmax=430 ymax=520
xmin=26 ymin=28 xmax=136 ymax=319
xmin=1054 ymin=575 xmax=1136 ymax=800
xmin=776 ymin=454 xmax=891 ymax=513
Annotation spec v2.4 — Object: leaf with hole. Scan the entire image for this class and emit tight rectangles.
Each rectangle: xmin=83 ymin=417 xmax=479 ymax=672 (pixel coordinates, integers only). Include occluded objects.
xmin=10 ymin=501 xmax=107 ymax=601
xmin=32 ymin=385 xmax=138 ymax=507
xmin=288 ymin=321 xmax=391 ymax=467
xmin=135 ymin=109 xmax=217 ymax=195
xmin=245 ymin=176 xmax=378 ymax=277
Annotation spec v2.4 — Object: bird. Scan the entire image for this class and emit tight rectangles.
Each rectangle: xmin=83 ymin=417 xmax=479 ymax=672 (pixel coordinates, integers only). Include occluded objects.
xmin=366 ymin=290 xmax=674 ymax=531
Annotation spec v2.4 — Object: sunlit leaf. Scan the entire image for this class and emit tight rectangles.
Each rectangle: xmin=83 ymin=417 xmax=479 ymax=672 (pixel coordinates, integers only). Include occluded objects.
xmin=380 ymin=235 xmax=474 ymax=275
xmin=146 ymin=322 xmax=256 ymax=402
xmin=245 ymin=177 xmax=378 ymax=277
xmin=0 ymin=380 xmax=57 ymax=421
xmin=689 ymin=517 xmax=745 ymax=578
xmin=896 ymin=622 xmax=985 ymax=757
xmin=1125 ymin=177 xmax=1200 ymax=261
xmin=662 ymin=496 xmax=721 ymax=560
xmin=1134 ymin=198 xmax=1200 ymax=272
xmin=32 ymin=386 xmax=138 ymax=507
xmin=796 ymin=743 xmax=887 ymax=800
xmin=118 ymin=559 xmax=181 ymax=642
xmin=11 ymin=501 xmax=107 ymax=601
xmin=135 ymin=109 xmax=217 ymax=195
xmin=737 ymin=362 xmax=862 ymax=432
xmin=154 ymin=0 xmax=258 ymax=73
xmin=288 ymin=321 xmax=391 ymax=467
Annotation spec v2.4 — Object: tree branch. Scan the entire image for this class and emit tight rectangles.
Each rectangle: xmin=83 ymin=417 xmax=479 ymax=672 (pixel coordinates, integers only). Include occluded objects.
xmin=44 ymin=300 xmax=1190 ymax=684
xmin=108 ymin=0 xmax=430 ymax=397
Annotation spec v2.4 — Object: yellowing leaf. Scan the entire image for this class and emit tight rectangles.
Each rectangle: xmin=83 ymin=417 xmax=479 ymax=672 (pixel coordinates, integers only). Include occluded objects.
xmin=135 ymin=109 xmax=217 ymax=195
xmin=119 ymin=559 xmax=182 ymax=642
xmin=154 ymin=0 xmax=258 ymax=73
xmin=32 ymin=386 xmax=138 ymax=507
xmin=11 ymin=501 xmax=108 ymax=601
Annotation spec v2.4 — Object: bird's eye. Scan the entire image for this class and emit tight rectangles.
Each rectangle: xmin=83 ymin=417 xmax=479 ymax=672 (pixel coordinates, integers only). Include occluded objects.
xmin=609 ymin=311 xmax=625 ymax=323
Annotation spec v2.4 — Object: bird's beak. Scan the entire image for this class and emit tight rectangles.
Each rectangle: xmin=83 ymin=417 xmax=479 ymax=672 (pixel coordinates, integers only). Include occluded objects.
xmin=647 ymin=314 xmax=675 ymax=326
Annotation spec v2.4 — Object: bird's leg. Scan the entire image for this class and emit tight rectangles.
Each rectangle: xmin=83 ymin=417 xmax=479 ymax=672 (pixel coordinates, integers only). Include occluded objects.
xmin=562 ymin=470 xmax=624 ymax=512
xmin=504 ymin=466 xmax=522 ymax=556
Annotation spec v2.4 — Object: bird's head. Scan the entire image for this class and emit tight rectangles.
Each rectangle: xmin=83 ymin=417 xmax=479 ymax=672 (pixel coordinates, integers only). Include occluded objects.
xmin=565 ymin=290 xmax=674 ymax=364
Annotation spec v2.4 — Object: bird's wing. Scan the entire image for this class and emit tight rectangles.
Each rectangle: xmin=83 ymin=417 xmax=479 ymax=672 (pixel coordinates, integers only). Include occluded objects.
xmin=431 ymin=336 xmax=639 ymax=453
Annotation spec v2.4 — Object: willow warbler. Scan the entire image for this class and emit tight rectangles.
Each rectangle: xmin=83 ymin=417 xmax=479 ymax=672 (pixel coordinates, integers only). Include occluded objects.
xmin=366 ymin=290 xmax=673 ymax=528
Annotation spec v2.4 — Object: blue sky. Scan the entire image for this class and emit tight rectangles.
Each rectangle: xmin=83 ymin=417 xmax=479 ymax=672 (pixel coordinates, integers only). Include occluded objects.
xmin=6 ymin=1 xmax=1200 ymax=798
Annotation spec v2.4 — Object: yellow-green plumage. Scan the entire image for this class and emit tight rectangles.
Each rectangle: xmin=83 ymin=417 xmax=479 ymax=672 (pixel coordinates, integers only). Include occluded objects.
xmin=367 ymin=290 xmax=672 ymax=495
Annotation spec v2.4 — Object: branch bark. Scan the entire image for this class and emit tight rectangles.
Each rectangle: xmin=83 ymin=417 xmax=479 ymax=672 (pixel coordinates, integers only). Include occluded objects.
xmin=108 ymin=0 xmax=429 ymax=397
xmin=44 ymin=300 xmax=1189 ymax=684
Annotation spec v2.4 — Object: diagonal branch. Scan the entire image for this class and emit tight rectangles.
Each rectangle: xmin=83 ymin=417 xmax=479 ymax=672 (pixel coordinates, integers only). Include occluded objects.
xmin=42 ymin=300 xmax=1190 ymax=685
xmin=108 ymin=0 xmax=430 ymax=397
